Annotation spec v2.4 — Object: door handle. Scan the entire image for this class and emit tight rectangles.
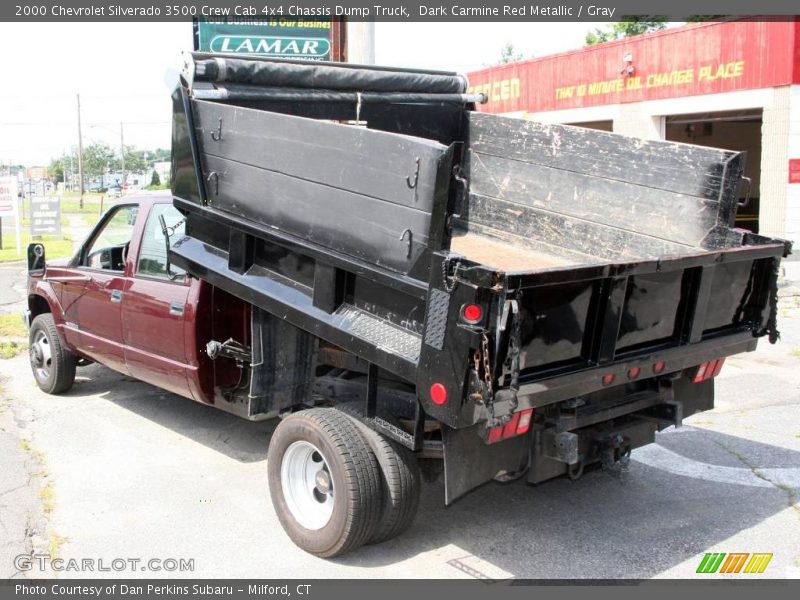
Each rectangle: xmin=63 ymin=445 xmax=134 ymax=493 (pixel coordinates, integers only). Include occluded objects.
xmin=110 ymin=290 xmax=123 ymax=303
xmin=169 ymin=301 xmax=185 ymax=316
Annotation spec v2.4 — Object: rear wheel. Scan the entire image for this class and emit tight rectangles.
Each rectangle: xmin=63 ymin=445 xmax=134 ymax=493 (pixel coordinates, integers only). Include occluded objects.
xmin=29 ymin=314 xmax=75 ymax=395
xmin=267 ymin=408 xmax=382 ymax=557
xmin=356 ymin=424 xmax=421 ymax=544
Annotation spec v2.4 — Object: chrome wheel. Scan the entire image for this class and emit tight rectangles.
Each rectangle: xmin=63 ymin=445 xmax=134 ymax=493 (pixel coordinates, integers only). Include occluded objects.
xmin=30 ymin=329 xmax=52 ymax=381
xmin=280 ymin=440 xmax=334 ymax=530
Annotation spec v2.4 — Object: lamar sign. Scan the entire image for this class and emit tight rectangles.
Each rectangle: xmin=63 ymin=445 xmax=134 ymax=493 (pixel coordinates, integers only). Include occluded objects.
xmin=196 ymin=19 xmax=334 ymax=60
xmin=209 ymin=35 xmax=330 ymax=58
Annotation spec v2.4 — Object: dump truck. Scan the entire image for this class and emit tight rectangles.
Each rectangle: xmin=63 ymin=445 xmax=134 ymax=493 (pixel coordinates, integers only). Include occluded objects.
xmin=26 ymin=52 xmax=790 ymax=558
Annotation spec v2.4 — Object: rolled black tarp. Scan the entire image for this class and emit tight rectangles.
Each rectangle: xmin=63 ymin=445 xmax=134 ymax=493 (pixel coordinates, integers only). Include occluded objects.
xmin=193 ymin=56 xmax=469 ymax=94
xmin=192 ymin=84 xmax=484 ymax=104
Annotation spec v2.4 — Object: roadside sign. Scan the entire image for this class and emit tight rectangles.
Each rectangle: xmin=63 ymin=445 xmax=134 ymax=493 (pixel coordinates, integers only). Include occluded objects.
xmin=0 ymin=176 xmax=17 ymax=216
xmin=0 ymin=176 xmax=21 ymax=255
xmin=30 ymin=196 xmax=61 ymax=236
xmin=195 ymin=19 xmax=334 ymax=61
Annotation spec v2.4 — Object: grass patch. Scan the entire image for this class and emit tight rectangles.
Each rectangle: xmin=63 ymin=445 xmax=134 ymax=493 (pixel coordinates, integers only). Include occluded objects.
xmin=60 ymin=199 xmax=104 ymax=214
xmin=0 ymin=341 xmax=26 ymax=359
xmin=0 ymin=314 xmax=26 ymax=338
xmin=0 ymin=313 xmax=27 ymax=338
xmin=82 ymin=213 xmax=101 ymax=227
xmin=39 ymin=482 xmax=55 ymax=514
xmin=49 ymin=533 xmax=68 ymax=559
xmin=0 ymin=232 xmax=73 ymax=263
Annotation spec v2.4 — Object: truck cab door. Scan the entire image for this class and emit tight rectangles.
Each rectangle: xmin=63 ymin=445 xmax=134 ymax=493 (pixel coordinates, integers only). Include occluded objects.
xmin=63 ymin=204 xmax=139 ymax=373
xmin=121 ymin=203 xmax=192 ymax=397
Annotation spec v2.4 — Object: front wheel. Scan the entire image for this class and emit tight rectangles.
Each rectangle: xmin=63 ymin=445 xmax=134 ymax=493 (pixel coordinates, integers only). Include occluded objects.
xmin=267 ymin=408 xmax=382 ymax=557
xmin=29 ymin=313 xmax=76 ymax=394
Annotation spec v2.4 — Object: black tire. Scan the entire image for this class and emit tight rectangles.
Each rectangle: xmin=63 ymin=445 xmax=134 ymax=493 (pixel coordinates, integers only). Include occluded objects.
xmin=356 ymin=424 xmax=421 ymax=545
xmin=267 ymin=408 xmax=382 ymax=557
xmin=28 ymin=314 xmax=76 ymax=395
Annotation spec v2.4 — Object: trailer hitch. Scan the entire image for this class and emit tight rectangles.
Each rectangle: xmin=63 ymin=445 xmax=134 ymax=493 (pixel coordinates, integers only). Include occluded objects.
xmin=595 ymin=433 xmax=631 ymax=477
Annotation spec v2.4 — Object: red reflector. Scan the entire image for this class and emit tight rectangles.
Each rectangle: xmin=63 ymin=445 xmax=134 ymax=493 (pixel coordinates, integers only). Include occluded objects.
xmin=430 ymin=383 xmax=448 ymax=405
xmin=502 ymin=411 xmax=521 ymax=439
xmin=487 ymin=409 xmax=535 ymax=444
xmin=602 ymin=373 xmax=615 ymax=386
xmin=487 ymin=426 xmax=504 ymax=444
xmin=462 ymin=304 xmax=483 ymax=324
xmin=628 ymin=367 xmax=640 ymax=380
xmin=516 ymin=409 xmax=534 ymax=434
xmin=693 ymin=358 xmax=725 ymax=383
xmin=711 ymin=357 xmax=725 ymax=378
xmin=653 ymin=360 xmax=666 ymax=374
xmin=693 ymin=361 xmax=710 ymax=383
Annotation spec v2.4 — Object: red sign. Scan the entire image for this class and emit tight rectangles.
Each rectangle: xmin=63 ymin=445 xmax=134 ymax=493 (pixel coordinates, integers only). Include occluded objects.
xmin=790 ymin=159 xmax=800 ymax=184
xmin=468 ymin=18 xmax=800 ymax=114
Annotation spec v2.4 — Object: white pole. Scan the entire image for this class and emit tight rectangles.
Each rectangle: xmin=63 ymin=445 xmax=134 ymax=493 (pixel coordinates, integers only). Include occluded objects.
xmin=346 ymin=22 xmax=375 ymax=65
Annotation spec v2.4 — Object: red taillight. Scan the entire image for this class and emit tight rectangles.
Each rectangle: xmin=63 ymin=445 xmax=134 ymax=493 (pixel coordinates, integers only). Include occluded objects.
xmin=711 ymin=357 xmax=725 ymax=377
xmin=628 ymin=367 xmax=640 ymax=380
xmin=487 ymin=408 xmax=534 ymax=444
xmin=653 ymin=360 xmax=666 ymax=374
xmin=501 ymin=411 xmax=521 ymax=438
xmin=430 ymin=383 xmax=448 ymax=405
xmin=487 ymin=426 xmax=504 ymax=444
xmin=693 ymin=358 xmax=725 ymax=383
xmin=602 ymin=373 xmax=615 ymax=386
xmin=461 ymin=304 xmax=483 ymax=324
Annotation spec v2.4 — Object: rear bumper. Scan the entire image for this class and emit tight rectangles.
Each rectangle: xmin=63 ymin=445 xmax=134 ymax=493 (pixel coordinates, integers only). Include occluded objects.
xmin=514 ymin=331 xmax=757 ymax=410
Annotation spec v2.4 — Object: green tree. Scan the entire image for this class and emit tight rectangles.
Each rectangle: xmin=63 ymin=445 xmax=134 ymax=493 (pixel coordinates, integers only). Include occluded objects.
xmin=148 ymin=148 xmax=171 ymax=163
xmin=48 ymin=156 xmax=66 ymax=184
xmin=585 ymin=17 xmax=667 ymax=45
xmin=498 ymin=42 xmax=524 ymax=65
xmin=117 ymin=146 xmax=148 ymax=174
xmin=150 ymin=169 xmax=161 ymax=187
xmin=685 ymin=15 xmax=727 ymax=22
xmin=48 ymin=151 xmax=78 ymax=184
xmin=82 ymin=142 xmax=117 ymax=180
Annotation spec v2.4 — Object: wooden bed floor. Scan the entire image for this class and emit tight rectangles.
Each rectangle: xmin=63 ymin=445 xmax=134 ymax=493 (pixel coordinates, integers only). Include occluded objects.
xmin=449 ymin=232 xmax=581 ymax=272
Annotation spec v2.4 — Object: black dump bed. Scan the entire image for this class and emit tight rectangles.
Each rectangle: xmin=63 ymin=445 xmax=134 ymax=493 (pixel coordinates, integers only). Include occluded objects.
xmin=170 ymin=54 xmax=790 ymax=431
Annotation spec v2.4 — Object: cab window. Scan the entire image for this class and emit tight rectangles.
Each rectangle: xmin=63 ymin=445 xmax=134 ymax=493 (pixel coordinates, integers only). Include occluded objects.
xmin=83 ymin=205 xmax=138 ymax=271
xmin=137 ymin=204 xmax=186 ymax=281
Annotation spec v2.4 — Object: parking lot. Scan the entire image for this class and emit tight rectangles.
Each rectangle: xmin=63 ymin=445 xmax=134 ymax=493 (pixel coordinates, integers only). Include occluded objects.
xmin=1 ymin=261 xmax=799 ymax=579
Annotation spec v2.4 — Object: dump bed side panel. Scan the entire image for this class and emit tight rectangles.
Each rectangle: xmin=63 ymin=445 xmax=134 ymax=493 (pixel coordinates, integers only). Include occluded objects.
xmin=458 ymin=112 xmax=746 ymax=266
xmin=190 ymin=100 xmax=454 ymax=276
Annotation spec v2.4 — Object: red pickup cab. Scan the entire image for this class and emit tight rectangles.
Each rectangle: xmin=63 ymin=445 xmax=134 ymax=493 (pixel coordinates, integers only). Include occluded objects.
xmin=24 ymin=194 xmax=247 ymax=405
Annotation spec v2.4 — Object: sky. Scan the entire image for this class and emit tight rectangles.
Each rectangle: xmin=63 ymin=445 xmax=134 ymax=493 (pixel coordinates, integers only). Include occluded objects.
xmin=0 ymin=21 xmax=603 ymax=167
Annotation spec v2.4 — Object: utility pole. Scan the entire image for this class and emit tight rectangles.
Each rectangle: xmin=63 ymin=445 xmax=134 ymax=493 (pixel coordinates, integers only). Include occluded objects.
xmin=346 ymin=22 xmax=375 ymax=64
xmin=77 ymin=94 xmax=85 ymax=208
xmin=119 ymin=121 xmax=126 ymax=192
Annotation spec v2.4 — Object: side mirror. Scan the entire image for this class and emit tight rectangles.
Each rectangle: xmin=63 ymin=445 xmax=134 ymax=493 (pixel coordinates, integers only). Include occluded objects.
xmin=27 ymin=243 xmax=45 ymax=274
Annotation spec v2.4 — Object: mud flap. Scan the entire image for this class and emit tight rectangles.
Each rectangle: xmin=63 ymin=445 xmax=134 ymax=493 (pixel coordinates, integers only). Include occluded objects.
xmin=442 ymin=423 xmax=529 ymax=505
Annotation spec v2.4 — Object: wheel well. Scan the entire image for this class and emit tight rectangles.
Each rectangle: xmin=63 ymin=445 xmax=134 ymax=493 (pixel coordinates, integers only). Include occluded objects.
xmin=29 ymin=295 xmax=51 ymax=320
